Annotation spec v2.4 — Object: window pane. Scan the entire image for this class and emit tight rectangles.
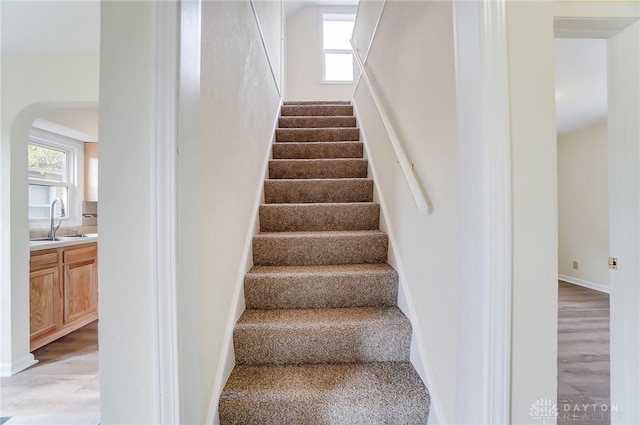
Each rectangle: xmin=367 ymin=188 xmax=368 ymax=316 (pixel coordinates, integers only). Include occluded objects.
xmin=323 ymin=20 xmax=355 ymax=50
xmin=325 ymin=53 xmax=353 ymax=81
xmin=28 ymin=144 xmax=67 ymax=182
xmin=29 ymin=184 xmax=68 ymax=220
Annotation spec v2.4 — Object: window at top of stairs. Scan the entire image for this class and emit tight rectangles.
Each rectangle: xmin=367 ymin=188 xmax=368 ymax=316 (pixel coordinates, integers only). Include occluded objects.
xmin=321 ymin=13 xmax=355 ymax=83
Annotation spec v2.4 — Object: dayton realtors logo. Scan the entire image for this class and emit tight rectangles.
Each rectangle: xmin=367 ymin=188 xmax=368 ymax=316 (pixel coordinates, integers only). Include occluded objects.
xmin=529 ymin=399 xmax=558 ymax=424
xmin=559 ymin=402 xmax=619 ymax=422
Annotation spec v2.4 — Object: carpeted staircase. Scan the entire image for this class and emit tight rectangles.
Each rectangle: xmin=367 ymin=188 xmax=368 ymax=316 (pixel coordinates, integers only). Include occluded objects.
xmin=219 ymin=101 xmax=430 ymax=424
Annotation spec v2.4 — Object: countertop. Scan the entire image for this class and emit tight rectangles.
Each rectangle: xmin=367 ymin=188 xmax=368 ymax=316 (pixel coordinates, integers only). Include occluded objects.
xmin=30 ymin=234 xmax=99 ymax=251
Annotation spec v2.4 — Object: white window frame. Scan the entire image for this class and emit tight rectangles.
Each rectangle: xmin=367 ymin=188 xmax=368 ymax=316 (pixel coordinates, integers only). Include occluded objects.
xmin=320 ymin=12 xmax=356 ymax=84
xmin=28 ymin=128 xmax=84 ymax=230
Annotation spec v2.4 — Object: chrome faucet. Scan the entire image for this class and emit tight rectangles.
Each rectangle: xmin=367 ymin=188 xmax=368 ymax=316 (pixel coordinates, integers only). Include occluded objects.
xmin=49 ymin=198 xmax=66 ymax=240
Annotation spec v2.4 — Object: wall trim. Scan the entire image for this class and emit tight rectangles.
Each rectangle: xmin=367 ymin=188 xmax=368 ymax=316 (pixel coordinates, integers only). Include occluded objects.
xmin=206 ymin=98 xmax=283 ymax=425
xmin=152 ymin=1 xmax=180 ymax=423
xmin=0 ymin=353 xmax=37 ymax=377
xmin=481 ymin=0 xmax=513 ymax=423
xmin=559 ymin=274 xmax=610 ymax=294
xmin=352 ymin=100 xmax=445 ymax=425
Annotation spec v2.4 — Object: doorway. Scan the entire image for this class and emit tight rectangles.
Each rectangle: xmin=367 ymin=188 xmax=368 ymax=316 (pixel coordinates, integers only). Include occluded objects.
xmin=555 ymin=36 xmax=610 ymax=424
xmin=554 ymin=12 xmax=640 ymax=424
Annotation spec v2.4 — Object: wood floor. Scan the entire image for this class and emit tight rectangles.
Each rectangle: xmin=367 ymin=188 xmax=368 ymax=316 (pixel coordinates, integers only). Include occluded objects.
xmin=558 ymin=281 xmax=610 ymax=425
xmin=0 ymin=321 xmax=99 ymax=417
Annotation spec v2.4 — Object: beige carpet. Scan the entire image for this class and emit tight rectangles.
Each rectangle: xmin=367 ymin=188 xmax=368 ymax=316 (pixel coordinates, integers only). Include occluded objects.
xmin=219 ymin=101 xmax=429 ymax=424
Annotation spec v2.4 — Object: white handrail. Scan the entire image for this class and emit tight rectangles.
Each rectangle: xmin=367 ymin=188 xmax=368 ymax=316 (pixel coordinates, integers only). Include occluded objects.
xmin=350 ymin=40 xmax=433 ymax=214
xmin=250 ymin=0 xmax=281 ymax=98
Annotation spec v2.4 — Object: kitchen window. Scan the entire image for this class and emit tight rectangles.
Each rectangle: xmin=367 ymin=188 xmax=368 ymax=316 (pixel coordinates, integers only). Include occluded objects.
xmin=28 ymin=129 xmax=83 ymax=228
xmin=321 ymin=13 xmax=356 ymax=83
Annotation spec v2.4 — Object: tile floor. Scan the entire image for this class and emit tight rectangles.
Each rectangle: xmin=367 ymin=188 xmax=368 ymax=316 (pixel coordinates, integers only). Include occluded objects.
xmin=0 ymin=321 xmax=99 ymax=418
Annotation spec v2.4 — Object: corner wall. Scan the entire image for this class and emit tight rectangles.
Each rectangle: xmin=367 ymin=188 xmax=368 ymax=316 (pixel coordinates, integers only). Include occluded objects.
xmin=352 ymin=1 xmax=459 ymax=422
xmin=558 ymin=122 xmax=609 ymax=289
xmin=506 ymin=1 xmax=559 ymax=422
xmin=99 ymin=2 xmax=160 ymax=422
xmin=199 ymin=1 xmax=282 ymax=422
xmin=98 ymin=1 xmax=283 ymax=423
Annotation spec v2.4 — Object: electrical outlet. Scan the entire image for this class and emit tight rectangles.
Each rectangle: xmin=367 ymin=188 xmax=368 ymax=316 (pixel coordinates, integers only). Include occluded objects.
xmin=572 ymin=261 xmax=579 ymax=270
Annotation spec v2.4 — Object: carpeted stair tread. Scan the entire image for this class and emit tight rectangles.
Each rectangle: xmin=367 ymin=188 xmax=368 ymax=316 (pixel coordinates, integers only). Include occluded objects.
xmin=269 ymin=158 xmax=368 ymax=179
xmin=276 ymin=127 xmax=359 ymax=142
xmin=245 ymin=264 xmax=398 ymax=309
xmin=219 ymin=362 xmax=429 ymax=424
xmin=220 ymin=99 xmax=429 ymax=423
xmin=272 ymin=141 xmax=363 ymax=159
xmin=259 ymin=202 xmax=379 ymax=232
xmin=281 ymin=104 xmax=353 ymax=116
xmin=283 ymin=100 xmax=351 ymax=105
xmin=276 ymin=127 xmax=360 ymax=142
xmin=264 ymin=179 xmax=374 ymax=203
xmin=234 ymin=306 xmax=411 ymax=364
xmin=252 ymin=230 xmax=388 ymax=266
xmin=279 ymin=116 xmax=357 ymax=128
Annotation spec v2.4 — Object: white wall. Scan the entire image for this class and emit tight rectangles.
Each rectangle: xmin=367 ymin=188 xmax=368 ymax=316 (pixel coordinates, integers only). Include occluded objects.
xmin=506 ymin=1 xmax=558 ymax=423
xmin=352 ymin=1 xmax=458 ymax=422
xmin=200 ymin=1 xmax=282 ymax=423
xmin=608 ymin=19 xmax=640 ymax=425
xmin=99 ymin=2 xmax=159 ymax=422
xmin=0 ymin=47 xmax=99 ymax=375
xmin=98 ymin=1 xmax=282 ymax=423
xmin=175 ymin=0 xmax=203 ymax=423
xmin=558 ymin=122 xmax=609 ymax=288
xmin=286 ymin=5 xmax=356 ymax=101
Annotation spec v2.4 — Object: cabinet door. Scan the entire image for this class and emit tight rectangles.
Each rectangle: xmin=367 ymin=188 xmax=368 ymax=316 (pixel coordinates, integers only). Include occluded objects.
xmin=63 ymin=259 xmax=98 ymax=324
xmin=30 ymin=266 xmax=61 ymax=340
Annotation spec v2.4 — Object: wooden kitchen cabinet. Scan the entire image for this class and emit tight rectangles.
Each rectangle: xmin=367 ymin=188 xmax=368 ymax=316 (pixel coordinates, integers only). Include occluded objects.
xmin=29 ymin=249 xmax=61 ymax=341
xmin=30 ymin=242 xmax=98 ymax=351
xmin=63 ymin=245 xmax=98 ymax=324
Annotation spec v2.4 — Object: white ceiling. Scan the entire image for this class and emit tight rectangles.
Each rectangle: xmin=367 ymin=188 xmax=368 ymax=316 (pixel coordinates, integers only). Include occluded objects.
xmin=555 ymin=38 xmax=608 ymax=136
xmin=1 ymin=1 xmax=100 ymax=52
xmin=284 ymin=0 xmax=358 ymax=17
xmin=1 ymin=1 xmax=606 ymax=137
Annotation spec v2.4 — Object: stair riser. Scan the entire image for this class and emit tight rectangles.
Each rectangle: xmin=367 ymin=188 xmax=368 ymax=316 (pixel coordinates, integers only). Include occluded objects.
xmin=253 ymin=233 xmax=388 ymax=266
xmin=260 ymin=204 xmax=379 ymax=232
xmin=269 ymin=159 xmax=368 ymax=179
xmin=281 ymin=105 xmax=353 ymax=116
xmin=272 ymin=142 xmax=363 ymax=159
xmin=264 ymin=180 xmax=373 ymax=203
xmin=245 ymin=270 xmax=398 ymax=309
xmin=234 ymin=319 xmax=411 ymax=365
xmin=276 ymin=128 xmax=359 ymax=142
xmin=279 ymin=116 xmax=356 ymax=128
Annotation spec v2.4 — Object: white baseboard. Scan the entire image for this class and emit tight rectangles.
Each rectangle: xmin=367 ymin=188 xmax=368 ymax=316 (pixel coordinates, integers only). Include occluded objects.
xmin=559 ymin=274 xmax=610 ymax=294
xmin=0 ymin=353 xmax=37 ymax=377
